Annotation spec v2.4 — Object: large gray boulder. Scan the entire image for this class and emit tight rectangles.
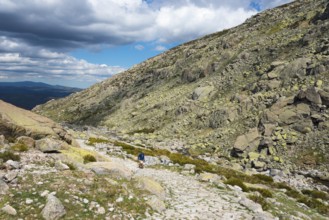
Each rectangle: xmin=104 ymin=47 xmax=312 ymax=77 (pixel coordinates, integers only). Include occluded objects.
xmin=41 ymin=195 xmax=66 ymax=220
xmin=35 ymin=138 xmax=69 ymax=153
xmin=87 ymin=161 xmax=133 ymax=180
xmin=234 ymin=128 xmax=261 ymax=153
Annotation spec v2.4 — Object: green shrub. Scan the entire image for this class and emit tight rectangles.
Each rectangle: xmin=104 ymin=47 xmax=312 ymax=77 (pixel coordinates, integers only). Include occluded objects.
xmin=0 ymin=151 xmax=20 ymax=162
xmin=249 ymin=187 xmax=273 ymax=198
xmin=301 ymin=189 xmax=328 ymax=200
xmin=11 ymin=143 xmax=29 ymax=152
xmin=87 ymin=137 xmax=110 ymax=146
xmin=285 ymin=189 xmax=302 ymax=199
xmin=297 ymin=196 xmax=329 ymax=215
xmin=252 ymin=174 xmax=274 ymax=183
xmin=248 ymin=194 xmax=270 ymax=211
xmin=274 ymin=182 xmax=292 ymax=191
xmin=83 ymin=154 xmax=97 ymax=164
xmin=66 ymin=162 xmax=76 ymax=170
xmin=224 ymin=178 xmax=249 ymax=192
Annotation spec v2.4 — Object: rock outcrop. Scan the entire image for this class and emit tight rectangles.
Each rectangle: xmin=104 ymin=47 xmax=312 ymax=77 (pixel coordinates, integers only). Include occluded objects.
xmin=0 ymin=100 xmax=78 ymax=149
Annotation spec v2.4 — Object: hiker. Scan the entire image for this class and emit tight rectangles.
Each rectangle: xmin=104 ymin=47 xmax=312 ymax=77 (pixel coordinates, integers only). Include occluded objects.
xmin=138 ymin=152 xmax=145 ymax=168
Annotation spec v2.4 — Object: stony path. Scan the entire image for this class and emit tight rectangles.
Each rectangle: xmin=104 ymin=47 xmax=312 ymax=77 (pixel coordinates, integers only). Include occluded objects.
xmin=134 ymin=168 xmax=254 ymax=220
xmin=77 ymin=139 xmax=265 ymax=220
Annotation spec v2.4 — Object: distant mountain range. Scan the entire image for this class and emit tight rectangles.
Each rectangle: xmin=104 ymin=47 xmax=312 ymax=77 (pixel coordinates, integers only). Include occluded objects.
xmin=0 ymin=81 xmax=81 ymax=110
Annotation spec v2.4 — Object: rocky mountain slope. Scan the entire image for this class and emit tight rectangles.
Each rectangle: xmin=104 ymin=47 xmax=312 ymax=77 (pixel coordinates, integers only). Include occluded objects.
xmin=1 ymin=100 xmax=328 ymax=219
xmin=34 ymin=0 xmax=329 ymax=178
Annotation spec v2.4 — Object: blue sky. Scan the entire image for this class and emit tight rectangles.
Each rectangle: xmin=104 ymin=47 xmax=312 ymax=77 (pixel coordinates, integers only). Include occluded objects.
xmin=0 ymin=0 xmax=292 ymax=88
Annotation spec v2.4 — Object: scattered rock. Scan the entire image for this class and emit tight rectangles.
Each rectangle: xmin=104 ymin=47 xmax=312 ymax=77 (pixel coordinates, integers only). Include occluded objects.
xmin=147 ymin=196 xmax=166 ymax=213
xmin=0 ymin=179 xmax=9 ymax=195
xmin=87 ymin=161 xmax=133 ymax=180
xmin=55 ymin=160 xmax=70 ymax=171
xmin=35 ymin=138 xmax=68 ymax=153
xmin=239 ymin=197 xmax=263 ymax=213
xmin=234 ymin=128 xmax=261 ymax=153
xmin=41 ymin=195 xmax=66 ymax=220
xmin=1 ymin=205 xmax=17 ymax=216
xmin=134 ymin=176 xmax=166 ymax=200
xmin=4 ymin=170 xmax=18 ymax=183
xmin=16 ymin=136 xmax=35 ymax=148
xmin=4 ymin=160 xmax=20 ymax=170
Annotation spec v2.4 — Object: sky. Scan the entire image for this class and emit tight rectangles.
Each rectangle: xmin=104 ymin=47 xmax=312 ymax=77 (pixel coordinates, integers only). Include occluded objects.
xmin=0 ymin=0 xmax=292 ymax=88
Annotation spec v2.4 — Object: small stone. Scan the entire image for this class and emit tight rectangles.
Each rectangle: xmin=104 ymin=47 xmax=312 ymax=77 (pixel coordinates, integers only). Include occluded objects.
xmin=96 ymin=207 xmax=105 ymax=215
xmin=40 ymin=190 xmax=50 ymax=197
xmin=1 ymin=205 xmax=17 ymax=216
xmin=26 ymin=198 xmax=33 ymax=205
xmin=116 ymin=197 xmax=124 ymax=203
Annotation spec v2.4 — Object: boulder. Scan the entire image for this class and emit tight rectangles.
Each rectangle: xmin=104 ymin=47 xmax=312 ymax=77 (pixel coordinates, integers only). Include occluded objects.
xmin=278 ymin=108 xmax=299 ymax=125
xmin=305 ymin=87 xmax=322 ymax=104
xmin=35 ymin=138 xmax=69 ymax=153
xmin=147 ymin=196 xmax=166 ymax=213
xmin=1 ymin=205 xmax=17 ymax=216
xmin=41 ymin=195 xmax=66 ymax=220
xmin=54 ymin=160 xmax=70 ymax=171
xmin=192 ymin=86 xmax=215 ymax=101
xmin=296 ymin=103 xmax=311 ymax=117
xmin=159 ymin=155 xmax=171 ymax=165
xmin=319 ymin=89 xmax=329 ymax=105
xmin=263 ymin=124 xmax=276 ymax=136
xmin=239 ymin=197 xmax=263 ymax=213
xmin=0 ymin=179 xmax=9 ymax=195
xmin=145 ymin=156 xmax=161 ymax=166
xmin=87 ymin=161 xmax=133 ymax=180
xmin=16 ymin=136 xmax=35 ymax=148
xmin=198 ymin=172 xmax=220 ymax=182
xmin=4 ymin=170 xmax=18 ymax=183
xmin=134 ymin=176 xmax=166 ymax=200
xmin=234 ymin=128 xmax=260 ymax=152
xmin=4 ymin=160 xmax=20 ymax=169
xmin=293 ymin=120 xmax=313 ymax=134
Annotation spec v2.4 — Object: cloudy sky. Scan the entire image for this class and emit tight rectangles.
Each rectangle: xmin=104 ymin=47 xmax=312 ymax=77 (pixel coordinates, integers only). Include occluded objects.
xmin=0 ymin=0 xmax=292 ymax=88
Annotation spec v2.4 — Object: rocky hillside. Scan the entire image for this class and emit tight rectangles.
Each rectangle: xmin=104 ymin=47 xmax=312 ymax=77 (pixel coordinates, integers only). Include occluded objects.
xmin=34 ymin=0 xmax=329 ymax=176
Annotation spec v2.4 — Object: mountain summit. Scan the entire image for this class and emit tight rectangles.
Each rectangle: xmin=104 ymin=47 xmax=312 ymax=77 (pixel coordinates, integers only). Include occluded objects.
xmin=34 ymin=0 xmax=329 ymax=173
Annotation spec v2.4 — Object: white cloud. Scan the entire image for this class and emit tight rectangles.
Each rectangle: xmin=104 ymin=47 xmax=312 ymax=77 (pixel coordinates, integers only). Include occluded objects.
xmin=154 ymin=45 xmax=167 ymax=51
xmin=0 ymin=0 xmax=293 ymax=87
xmin=134 ymin=44 xmax=145 ymax=50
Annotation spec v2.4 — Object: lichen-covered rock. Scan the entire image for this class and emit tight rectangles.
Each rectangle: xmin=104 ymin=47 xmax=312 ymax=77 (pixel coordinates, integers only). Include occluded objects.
xmin=87 ymin=161 xmax=133 ymax=180
xmin=41 ymin=195 xmax=66 ymax=220
xmin=16 ymin=136 xmax=35 ymax=148
xmin=35 ymin=138 xmax=69 ymax=153
xmin=134 ymin=176 xmax=166 ymax=200
xmin=234 ymin=128 xmax=260 ymax=153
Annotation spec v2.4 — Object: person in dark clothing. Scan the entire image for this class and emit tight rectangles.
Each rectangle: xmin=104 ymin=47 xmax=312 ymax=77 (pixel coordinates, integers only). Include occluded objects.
xmin=138 ymin=152 xmax=145 ymax=168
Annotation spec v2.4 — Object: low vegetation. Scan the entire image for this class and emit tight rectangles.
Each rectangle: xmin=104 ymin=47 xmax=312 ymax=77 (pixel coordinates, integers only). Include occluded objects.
xmin=248 ymin=194 xmax=270 ymax=211
xmin=11 ymin=143 xmax=29 ymax=152
xmin=224 ymin=178 xmax=249 ymax=192
xmin=83 ymin=154 xmax=97 ymax=164
xmin=0 ymin=151 xmax=20 ymax=162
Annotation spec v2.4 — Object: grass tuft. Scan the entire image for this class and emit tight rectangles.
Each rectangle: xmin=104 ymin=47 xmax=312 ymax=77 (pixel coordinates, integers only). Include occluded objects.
xmin=11 ymin=143 xmax=29 ymax=152
xmin=249 ymin=187 xmax=273 ymax=198
xmin=224 ymin=178 xmax=249 ymax=192
xmin=248 ymin=194 xmax=270 ymax=211
xmin=0 ymin=151 xmax=20 ymax=162
xmin=83 ymin=154 xmax=97 ymax=164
